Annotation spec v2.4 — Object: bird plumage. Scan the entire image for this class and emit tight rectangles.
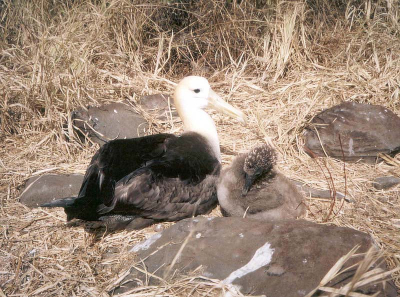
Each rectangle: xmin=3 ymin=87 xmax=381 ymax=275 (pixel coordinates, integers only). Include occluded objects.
xmin=42 ymin=76 xmax=245 ymax=230
xmin=217 ymin=144 xmax=306 ymax=220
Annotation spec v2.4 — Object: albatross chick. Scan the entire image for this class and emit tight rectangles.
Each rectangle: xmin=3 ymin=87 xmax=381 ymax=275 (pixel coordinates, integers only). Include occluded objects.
xmin=217 ymin=144 xmax=305 ymax=220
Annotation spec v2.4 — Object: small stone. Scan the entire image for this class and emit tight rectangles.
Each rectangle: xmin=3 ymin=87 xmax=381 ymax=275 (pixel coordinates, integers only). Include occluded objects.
xmin=372 ymin=176 xmax=400 ymax=190
xmin=153 ymin=224 xmax=165 ymax=232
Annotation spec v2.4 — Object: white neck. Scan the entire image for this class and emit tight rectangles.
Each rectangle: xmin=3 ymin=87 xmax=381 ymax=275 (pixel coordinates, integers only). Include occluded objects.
xmin=178 ymin=106 xmax=221 ymax=162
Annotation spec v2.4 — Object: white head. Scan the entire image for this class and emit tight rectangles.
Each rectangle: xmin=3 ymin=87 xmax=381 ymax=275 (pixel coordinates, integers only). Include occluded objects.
xmin=173 ymin=76 xmax=246 ymax=161
xmin=174 ymin=76 xmax=246 ymax=124
xmin=174 ymin=76 xmax=211 ymax=111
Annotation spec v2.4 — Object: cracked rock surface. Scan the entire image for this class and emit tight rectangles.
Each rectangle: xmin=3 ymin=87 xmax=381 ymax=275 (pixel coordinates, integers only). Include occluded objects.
xmin=114 ymin=217 xmax=397 ymax=297
xmin=304 ymin=102 xmax=400 ymax=162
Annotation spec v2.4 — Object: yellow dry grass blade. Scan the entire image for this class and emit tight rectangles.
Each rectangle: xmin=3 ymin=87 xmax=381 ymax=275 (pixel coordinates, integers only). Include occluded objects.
xmin=305 ymin=245 xmax=361 ymax=297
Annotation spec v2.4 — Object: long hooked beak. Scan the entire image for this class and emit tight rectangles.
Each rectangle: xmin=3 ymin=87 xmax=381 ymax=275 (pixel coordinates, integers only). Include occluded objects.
xmin=208 ymin=89 xmax=247 ymax=124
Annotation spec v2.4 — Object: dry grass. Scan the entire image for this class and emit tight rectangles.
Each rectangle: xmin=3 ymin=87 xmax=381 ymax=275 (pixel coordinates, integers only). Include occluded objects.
xmin=1 ymin=0 xmax=400 ymax=296
xmin=306 ymin=245 xmax=400 ymax=297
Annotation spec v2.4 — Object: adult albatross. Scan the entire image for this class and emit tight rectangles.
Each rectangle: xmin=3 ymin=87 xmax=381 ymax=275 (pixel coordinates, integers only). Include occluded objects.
xmin=42 ymin=76 xmax=246 ymax=230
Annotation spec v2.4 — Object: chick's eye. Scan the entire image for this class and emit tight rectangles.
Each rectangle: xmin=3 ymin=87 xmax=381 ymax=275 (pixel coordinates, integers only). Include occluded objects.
xmin=194 ymin=89 xmax=200 ymax=93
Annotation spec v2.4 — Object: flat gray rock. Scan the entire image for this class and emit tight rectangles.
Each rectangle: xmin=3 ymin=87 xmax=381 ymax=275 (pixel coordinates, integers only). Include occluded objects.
xmin=19 ymin=174 xmax=84 ymax=207
xmin=291 ymin=180 xmax=350 ymax=201
xmin=139 ymin=94 xmax=170 ymax=110
xmin=72 ymin=102 xmax=148 ymax=145
xmin=138 ymin=94 xmax=178 ymax=121
xmin=304 ymin=102 xmax=400 ymax=162
xmin=373 ymin=176 xmax=400 ymax=190
xmin=113 ymin=217 xmax=396 ymax=297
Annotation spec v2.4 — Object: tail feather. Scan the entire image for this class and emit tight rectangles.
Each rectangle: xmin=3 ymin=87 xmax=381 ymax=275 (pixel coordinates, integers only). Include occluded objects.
xmin=41 ymin=197 xmax=77 ymax=208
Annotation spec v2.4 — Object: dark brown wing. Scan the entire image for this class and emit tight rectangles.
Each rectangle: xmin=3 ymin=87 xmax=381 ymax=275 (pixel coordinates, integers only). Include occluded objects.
xmin=104 ymin=170 xmax=218 ymax=220
xmin=79 ymin=133 xmax=175 ymax=206
xmin=42 ymin=133 xmax=175 ymax=221
xmin=98 ymin=132 xmax=220 ymax=220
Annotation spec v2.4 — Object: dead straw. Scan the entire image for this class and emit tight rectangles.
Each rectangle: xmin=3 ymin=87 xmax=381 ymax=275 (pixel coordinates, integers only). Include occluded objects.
xmin=1 ymin=0 xmax=399 ymax=295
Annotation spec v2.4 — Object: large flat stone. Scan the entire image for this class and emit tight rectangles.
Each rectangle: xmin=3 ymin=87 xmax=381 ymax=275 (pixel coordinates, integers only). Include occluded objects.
xmin=72 ymin=102 xmax=148 ymax=145
xmin=304 ymin=102 xmax=400 ymax=162
xmin=19 ymin=174 xmax=84 ymax=208
xmin=113 ymin=217 xmax=397 ymax=296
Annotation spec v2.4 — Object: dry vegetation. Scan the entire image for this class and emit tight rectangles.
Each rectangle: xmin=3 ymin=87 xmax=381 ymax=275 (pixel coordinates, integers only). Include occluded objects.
xmin=1 ymin=0 xmax=400 ymax=296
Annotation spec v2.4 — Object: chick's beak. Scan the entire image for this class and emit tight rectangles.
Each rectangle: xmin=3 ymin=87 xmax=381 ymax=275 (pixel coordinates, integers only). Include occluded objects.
xmin=242 ymin=173 xmax=256 ymax=196
xmin=208 ymin=89 xmax=246 ymax=124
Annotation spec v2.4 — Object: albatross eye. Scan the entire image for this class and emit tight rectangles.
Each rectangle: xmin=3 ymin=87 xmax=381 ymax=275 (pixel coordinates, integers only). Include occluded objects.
xmin=194 ymin=89 xmax=200 ymax=93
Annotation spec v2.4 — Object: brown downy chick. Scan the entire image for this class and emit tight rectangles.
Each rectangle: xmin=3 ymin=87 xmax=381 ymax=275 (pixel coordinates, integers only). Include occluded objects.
xmin=217 ymin=144 xmax=306 ymax=220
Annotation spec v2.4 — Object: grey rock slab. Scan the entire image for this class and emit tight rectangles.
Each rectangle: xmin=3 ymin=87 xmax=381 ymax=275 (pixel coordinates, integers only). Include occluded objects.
xmin=113 ymin=217 xmax=397 ymax=297
xmin=291 ymin=180 xmax=350 ymax=201
xmin=139 ymin=94 xmax=170 ymax=110
xmin=72 ymin=102 xmax=148 ymax=145
xmin=304 ymin=102 xmax=400 ymax=162
xmin=373 ymin=176 xmax=400 ymax=190
xmin=138 ymin=94 xmax=178 ymax=121
xmin=19 ymin=174 xmax=84 ymax=207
